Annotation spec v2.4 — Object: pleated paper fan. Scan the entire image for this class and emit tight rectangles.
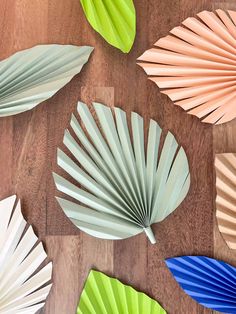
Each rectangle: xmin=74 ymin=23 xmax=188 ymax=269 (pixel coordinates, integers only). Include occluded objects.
xmin=77 ymin=270 xmax=166 ymax=314
xmin=137 ymin=9 xmax=236 ymax=124
xmin=215 ymin=153 xmax=236 ymax=250
xmin=53 ymin=101 xmax=190 ymax=244
xmin=166 ymin=256 xmax=236 ymax=313
xmin=0 ymin=195 xmax=52 ymax=314
xmin=80 ymin=0 xmax=136 ymax=53
xmin=0 ymin=44 xmax=93 ymax=117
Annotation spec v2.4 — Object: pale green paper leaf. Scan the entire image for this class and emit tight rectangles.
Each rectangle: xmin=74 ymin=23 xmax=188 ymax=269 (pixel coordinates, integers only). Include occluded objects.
xmin=77 ymin=270 xmax=167 ymax=314
xmin=0 ymin=45 xmax=93 ymax=117
xmin=80 ymin=0 xmax=136 ymax=53
xmin=0 ymin=195 xmax=52 ymax=313
xmin=53 ymin=102 xmax=190 ymax=244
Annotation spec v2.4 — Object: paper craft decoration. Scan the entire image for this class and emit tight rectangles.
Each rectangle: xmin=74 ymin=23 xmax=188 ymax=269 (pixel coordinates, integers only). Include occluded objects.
xmin=137 ymin=9 xmax=236 ymax=124
xmin=80 ymin=0 xmax=136 ymax=53
xmin=166 ymin=256 xmax=236 ymax=313
xmin=215 ymin=153 xmax=236 ymax=250
xmin=53 ymin=101 xmax=190 ymax=244
xmin=0 ymin=195 xmax=52 ymax=313
xmin=77 ymin=270 xmax=166 ymax=314
xmin=0 ymin=44 xmax=93 ymax=117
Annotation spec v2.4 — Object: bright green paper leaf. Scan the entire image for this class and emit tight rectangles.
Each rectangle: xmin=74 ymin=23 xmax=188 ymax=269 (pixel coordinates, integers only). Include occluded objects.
xmin=77 ymin=270 xmax=167 ymax=314
xmin=80 ymin=0 xmax=136 ymax=53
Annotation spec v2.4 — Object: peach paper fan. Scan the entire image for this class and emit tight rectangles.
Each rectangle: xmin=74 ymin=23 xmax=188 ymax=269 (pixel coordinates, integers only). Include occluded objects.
xmin=138 ymin=9 xmax=236 ymax=124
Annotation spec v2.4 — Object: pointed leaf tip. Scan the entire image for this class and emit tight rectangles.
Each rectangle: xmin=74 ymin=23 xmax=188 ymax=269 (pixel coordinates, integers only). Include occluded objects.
xmin=80 ymin=0 xmax=136 ymax=53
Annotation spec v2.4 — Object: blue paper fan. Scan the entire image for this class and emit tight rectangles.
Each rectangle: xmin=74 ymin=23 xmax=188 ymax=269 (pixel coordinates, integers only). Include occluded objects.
xmin=166 ymin=256 xmax=236 ymax=313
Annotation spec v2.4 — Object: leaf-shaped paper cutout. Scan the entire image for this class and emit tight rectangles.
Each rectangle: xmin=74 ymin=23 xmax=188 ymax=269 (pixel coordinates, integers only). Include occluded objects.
xmin=215 ymin=153 xmax=236 ymax=250
xmin=166 ymin=256 xmax=236 ymax=313
xmin=137 ymin=9 xmax=236 ymax=124
xmin=53 ymin=101 xmax=190 ymax=244
xmin=0 ymin=195 xmax=52 ymax=314
xmin=0 ymin=44 xmax=93 ymax=117
xmin=77 ymin=270 xmax=166 ymax=314
xmin=80 ymin=0 xmax=136 ymax=53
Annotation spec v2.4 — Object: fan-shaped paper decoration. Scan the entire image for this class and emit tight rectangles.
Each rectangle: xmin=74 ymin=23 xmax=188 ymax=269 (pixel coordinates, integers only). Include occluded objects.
xmin=137 ymin=9 xmax=236 ymax=124
xmin=53 ymin=101 xmax=190 ymax=244
xmin=0 ymin=195 xmax=52 ymax=313
xmin=215 ymin=153 xmax=236 ymax=250
xmin=77 ymin=270 xmax=166 ymax=314
xmin=166 ymin=256 xmax=236 ymax=313
xmin=0 ymin=44 xmax=93 ymax=117
xmin=80 ymin=0 xmax=136 ymax=53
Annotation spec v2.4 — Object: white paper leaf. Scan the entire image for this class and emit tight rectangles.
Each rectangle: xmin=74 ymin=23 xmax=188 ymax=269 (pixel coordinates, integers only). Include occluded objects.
xmin=0 ymin=45 xmax=93 ymax=117
xmin=53 ymin=102 xmax=190 ymax=244
xmin=0 ymin=195 xmax=52 ymax=314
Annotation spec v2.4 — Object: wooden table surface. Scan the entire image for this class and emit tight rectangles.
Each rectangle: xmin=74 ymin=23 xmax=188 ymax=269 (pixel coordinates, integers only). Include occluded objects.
xmin=0 ymin=0 xmax=236 ymax=313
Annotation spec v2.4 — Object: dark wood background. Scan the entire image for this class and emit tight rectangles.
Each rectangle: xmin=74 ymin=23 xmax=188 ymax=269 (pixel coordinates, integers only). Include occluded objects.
xmin=0 ymin=0 xmax=236 ymax=313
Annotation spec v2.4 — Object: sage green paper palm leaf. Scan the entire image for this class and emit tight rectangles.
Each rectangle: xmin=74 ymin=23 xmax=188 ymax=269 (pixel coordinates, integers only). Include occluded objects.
xmin=0 ymin=45 xmax=93 ymax=117
xmin=77 ymin=270 xmax=166 ymax=314
xmin=80 ymin=0 xmax=136 ymax=53
xmin=53 ymin=102 xmax=190 ymax=244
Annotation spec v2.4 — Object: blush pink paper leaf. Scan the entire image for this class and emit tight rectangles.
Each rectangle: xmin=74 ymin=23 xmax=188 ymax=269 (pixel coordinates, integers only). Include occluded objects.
xmin=137 ymin=9 xmax=236 ymax=124
xmin=215 ymin=153 xmax=236 ymax=250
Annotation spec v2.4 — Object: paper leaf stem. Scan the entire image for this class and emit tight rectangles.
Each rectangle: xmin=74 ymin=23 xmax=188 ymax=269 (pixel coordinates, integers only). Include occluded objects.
xmin=137 ymin=9 xmax=236 ymax=124
xmin=77 ymin=270 xmax=166 ymax=314
xmin=166 ymin=256 xmax=236 ymax=313
xmin=215 ymin=153 xmax=236 ymax=250
xmin=80 ymin=0 xmax=136 ymax=53
xmin=53 ymin=102 xmax=190 ymax=244
xmin=0 ymin=45 xmax=93 ymax=117
xmin=0 ymin=195 xmax=52 ymax=314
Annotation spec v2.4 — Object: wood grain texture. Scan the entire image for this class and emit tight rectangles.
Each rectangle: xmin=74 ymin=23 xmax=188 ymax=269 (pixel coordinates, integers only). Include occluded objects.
xmin=0 ymin=1 xmax=235 ymax=314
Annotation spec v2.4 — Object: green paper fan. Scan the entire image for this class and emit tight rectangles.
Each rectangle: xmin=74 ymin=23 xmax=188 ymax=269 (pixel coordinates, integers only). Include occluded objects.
xmin=53 ymin=102 xmax=190 ymax=244
xmin=0 ymin=44 xmax=93 ymax=116
xmin=80 ymin=0 xmax=136 ymax=53
xmin=77 ymin=270 xmax=166 ymax=314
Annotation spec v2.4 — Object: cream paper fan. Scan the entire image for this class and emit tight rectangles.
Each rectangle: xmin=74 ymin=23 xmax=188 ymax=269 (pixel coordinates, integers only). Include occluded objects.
xmin=0 ymin=195 xmax=52 ymax=314
xmin=138 ymin=9 xmax=236 ymax=124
